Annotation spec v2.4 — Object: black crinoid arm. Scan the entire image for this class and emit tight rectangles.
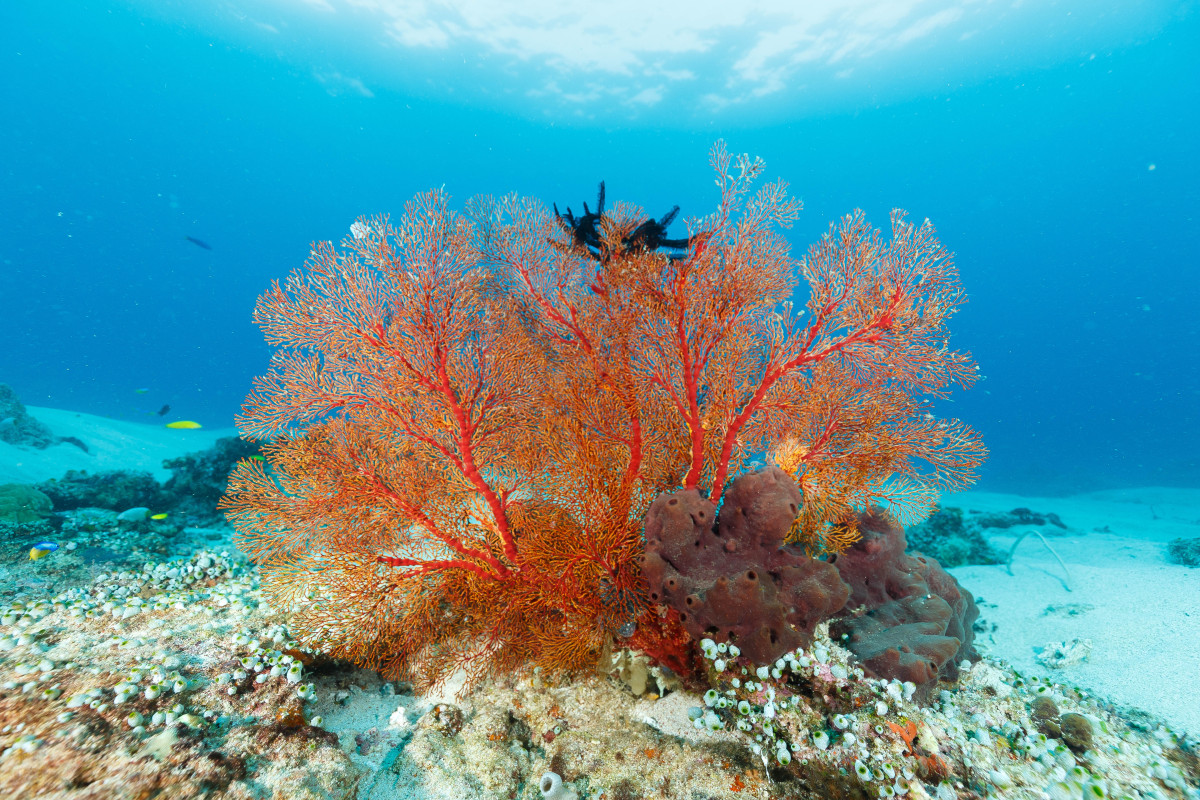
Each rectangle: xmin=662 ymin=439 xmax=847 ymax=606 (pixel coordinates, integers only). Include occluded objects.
xmin=553 ymin=181 xmax=606 ymax=254
xmin=622 ymin=205 xmax=690 ymax=257
xmin=552 ymin=181 xmax=694 ymax=263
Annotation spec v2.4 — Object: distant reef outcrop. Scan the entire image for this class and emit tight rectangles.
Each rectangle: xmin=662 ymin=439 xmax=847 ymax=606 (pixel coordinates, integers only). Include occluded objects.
xmin=0 ymin=383 xmax=57 ymax=449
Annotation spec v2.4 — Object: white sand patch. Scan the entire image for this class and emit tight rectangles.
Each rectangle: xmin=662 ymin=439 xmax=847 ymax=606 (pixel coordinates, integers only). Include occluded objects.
xmin=944 ymin=487 xmax=1200 ymax=736
xmin=0 ymin=406 xmax=238 ymax=484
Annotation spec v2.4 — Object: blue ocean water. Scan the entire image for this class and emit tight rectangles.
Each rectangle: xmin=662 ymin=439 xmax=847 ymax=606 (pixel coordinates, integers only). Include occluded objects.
xmin=2 ymin=1 xmax=1197 ymax=497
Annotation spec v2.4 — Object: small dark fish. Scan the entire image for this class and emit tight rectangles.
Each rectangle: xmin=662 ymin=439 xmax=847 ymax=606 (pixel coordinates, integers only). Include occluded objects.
xmin=157 ymin=404 xmax=171 ymax=417
xmin=185 ymin=235 xmax=212 ymax=250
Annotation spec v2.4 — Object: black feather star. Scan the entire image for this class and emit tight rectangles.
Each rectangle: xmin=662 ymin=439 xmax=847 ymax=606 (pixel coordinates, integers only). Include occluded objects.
xmin=553 ymin=182 xmax=692 ymax=263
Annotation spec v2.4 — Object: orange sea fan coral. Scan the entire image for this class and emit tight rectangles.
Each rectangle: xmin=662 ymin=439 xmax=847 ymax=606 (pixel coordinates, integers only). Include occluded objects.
xmin=221 ymin=142 xmax=985 ymax=692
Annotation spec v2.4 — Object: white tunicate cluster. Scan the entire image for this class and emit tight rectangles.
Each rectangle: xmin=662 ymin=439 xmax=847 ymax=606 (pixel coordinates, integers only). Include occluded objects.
xmin=539 ymin=771 xmax=578 ymax=800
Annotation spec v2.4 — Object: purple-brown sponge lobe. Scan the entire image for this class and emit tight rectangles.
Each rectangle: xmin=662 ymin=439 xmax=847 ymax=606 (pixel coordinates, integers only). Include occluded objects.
xmin=828 ymin=509 xmax=979 ymax=694
xmin=640 ymin=467 xmax=979 ymax=696
xmin=641 ymin=467 xmax=848 ymax=666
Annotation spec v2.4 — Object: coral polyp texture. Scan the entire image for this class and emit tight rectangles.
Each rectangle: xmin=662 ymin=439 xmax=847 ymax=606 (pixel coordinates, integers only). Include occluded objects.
xmin=221 ymin=142 xmax=986 ymax=693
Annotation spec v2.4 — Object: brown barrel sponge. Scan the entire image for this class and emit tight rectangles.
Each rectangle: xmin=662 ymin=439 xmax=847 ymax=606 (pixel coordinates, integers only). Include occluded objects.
xmin=828 ymin=509 xmax=979 ymax=695
xmin=641 ymin=467 xmax=849 ymax=665
xmin=640 ymin=470 xmax=980 ymax=698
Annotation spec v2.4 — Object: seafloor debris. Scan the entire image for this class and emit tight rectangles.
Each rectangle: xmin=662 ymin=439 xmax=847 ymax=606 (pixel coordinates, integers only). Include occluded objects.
xmin=1166 ymin=537 xmax=1200 ymax=567
xmin=0 ymin=542 xmax=1196 ymax=800
xmin=1036 ymin=639 xmax=1094 ymax=670
xmin=905 ymin=506 xmax=1003 ymax=568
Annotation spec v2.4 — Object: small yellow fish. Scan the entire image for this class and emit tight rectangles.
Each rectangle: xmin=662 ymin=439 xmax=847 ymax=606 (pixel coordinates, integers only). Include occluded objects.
xmin=29 ymin=541 xmax=59 ymax=560
xmin=165 ymin=420 xmax=203 ymax=430
xmin=150 ymin=513 xmax=169 ymax=520
xmin=249 ymin=455 xmax=265 ymax=462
